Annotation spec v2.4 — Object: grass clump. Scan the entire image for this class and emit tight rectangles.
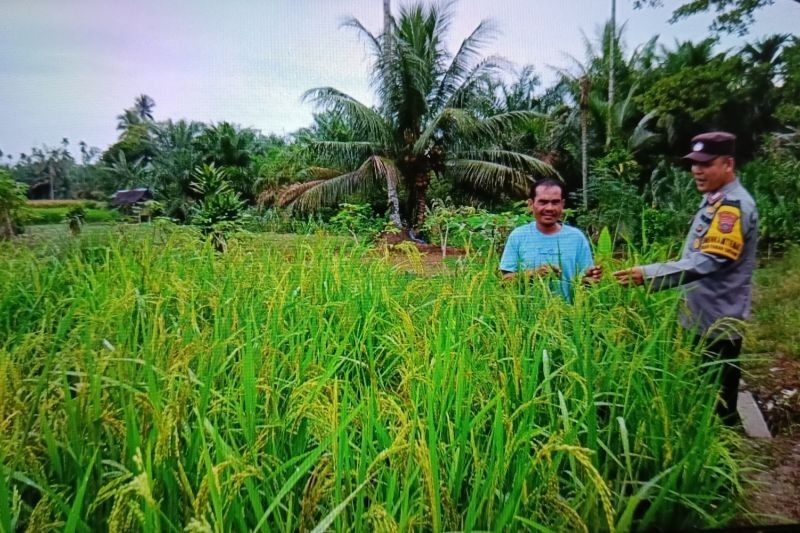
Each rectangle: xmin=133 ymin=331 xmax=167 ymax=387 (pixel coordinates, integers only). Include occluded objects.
xmin=0 ymin=228 xmax=744 ymax=531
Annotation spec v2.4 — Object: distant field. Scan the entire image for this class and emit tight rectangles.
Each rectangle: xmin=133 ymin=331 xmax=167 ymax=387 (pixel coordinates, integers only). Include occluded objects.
xmin=26 ymin=199 xmax=108 ymax=208
xmin=25 ymin=200 xmax=119 ymax=224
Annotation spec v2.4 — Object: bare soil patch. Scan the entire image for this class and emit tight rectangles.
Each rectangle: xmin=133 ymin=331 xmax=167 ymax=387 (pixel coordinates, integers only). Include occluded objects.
xmin=738 ymin=353 xmax=800 ymax=525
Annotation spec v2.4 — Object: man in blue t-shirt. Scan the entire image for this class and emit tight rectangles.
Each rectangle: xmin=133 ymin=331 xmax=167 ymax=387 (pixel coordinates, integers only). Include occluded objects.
xmin=500 ymin=178 xmax=601 ymax=300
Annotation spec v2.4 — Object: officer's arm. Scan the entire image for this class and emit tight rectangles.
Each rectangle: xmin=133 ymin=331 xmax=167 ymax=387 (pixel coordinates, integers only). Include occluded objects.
xmin=639 ymin=252 xmax=731 ymax=291
xmin=641 ymin=201 xmax=749 ymax=291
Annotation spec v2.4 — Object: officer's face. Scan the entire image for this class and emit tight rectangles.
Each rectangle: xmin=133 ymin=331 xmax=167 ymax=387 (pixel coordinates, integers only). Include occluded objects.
xmin=691 ymin=156 xmax=735 ymax=193
xmin=528 ymin=185 xmax=564 ymax=227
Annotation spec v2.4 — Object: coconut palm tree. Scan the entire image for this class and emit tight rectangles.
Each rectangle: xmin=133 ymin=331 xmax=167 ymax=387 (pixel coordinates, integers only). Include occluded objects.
xmin=133 ymin=94 xmax=156 ymax=121
xmin=149 ymin=119 xmax=205 ymax=199
xmin=116 ymin=109 xmax=142 ymax=132
xmin=280 ymin=1 xmax=555 ymax=230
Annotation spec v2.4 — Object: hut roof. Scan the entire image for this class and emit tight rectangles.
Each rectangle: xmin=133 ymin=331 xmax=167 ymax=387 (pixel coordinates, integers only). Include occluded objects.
xmin=110 ymin=188 xmax=153 ymax=206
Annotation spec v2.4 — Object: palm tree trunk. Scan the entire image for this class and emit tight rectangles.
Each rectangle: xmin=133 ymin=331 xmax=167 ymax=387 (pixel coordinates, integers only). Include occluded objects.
xmin=386 ymin=173 xmax=402 ymax=228
xmin=383 ymin=0 xmax=391 ymax=31
xmin=382 ymin=0 xmax=393 ymax=119
xmin=413 ymin=172 xmax=430 ymax=230
xmin=1 ymin=212 xmax=13 ymax=240
xmin=580 ymin=76 xmax=590 ymax=208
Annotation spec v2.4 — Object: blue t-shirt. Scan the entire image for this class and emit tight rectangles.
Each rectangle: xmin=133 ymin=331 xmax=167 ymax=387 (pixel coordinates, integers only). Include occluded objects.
xmin=499 ymin=223 xmax=594 ymax=300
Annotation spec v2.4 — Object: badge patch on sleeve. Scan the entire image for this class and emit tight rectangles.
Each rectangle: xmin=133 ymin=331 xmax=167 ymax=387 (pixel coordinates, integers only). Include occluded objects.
xmin=700 ymin=204 xmax=743 ymax=260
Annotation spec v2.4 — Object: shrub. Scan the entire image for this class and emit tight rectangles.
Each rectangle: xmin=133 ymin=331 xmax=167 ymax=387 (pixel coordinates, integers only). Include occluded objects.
xmin=423 ymin=200 xmax=530 ymax=253
xmin=329 ymin=203 xmax=387 ymax=243
xmin=740 ymin=138 xmax=800 ymax=250
xmin=64 ymin=205 xmax=86 ymax=235
xmin=577 ymin=148 xmax=644 ymax=242
xmin=242 ymin=208 xmax=329 ymax=234
xmin=189 ymin=164 xmax=246 ymax=250
xmin=1 ymin=170 xmax=29 ymax=238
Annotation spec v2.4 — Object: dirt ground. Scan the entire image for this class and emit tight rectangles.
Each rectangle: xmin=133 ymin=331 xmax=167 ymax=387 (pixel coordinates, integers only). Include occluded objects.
xmin=740 ymin=353 xmax=800 ymax=525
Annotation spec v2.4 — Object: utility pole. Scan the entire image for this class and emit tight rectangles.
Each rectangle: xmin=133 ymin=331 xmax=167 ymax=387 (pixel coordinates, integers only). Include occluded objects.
xmin=607 ymin=0 xmax=616 ymax=149
xmin=581 ymin=76 xmax=590 ymax=208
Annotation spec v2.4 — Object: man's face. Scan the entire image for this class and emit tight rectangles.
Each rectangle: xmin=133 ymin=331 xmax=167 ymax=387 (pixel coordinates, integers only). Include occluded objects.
xmin=528 ymin=185 xmax=564 ymax=227
xmin=691 ymin=156 xmax=734 ymax=193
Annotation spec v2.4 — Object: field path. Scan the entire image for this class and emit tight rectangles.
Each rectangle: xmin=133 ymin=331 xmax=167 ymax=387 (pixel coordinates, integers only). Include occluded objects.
xmin=741 ymin=436 xmax=800 ymax=524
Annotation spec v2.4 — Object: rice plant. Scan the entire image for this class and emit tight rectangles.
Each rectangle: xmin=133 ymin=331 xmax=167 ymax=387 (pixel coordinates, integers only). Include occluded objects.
xmin=0 ymin=227 xmax=743 ymax=532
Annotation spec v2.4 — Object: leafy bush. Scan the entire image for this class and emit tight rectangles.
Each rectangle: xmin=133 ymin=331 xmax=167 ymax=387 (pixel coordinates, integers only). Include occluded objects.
xmin=577 ymin=148 xmax=644 ymax=241
xmin=242 ymin=208 xmax=329 ymax=234
xmin=1 ymin=170 xmax=29 ymax=238
xmin=189 ymin=164 xmax=246 ymax=250
xmin=740 ymin=138 xmax=800 ymax=250
xmin=423 ymin=200 xmax=530 ymax=252
xmin=329 ymin=203 xmax=387 ymax=242
xmin=64 ymin=205 xmax=86 ymax=235
xmin=638 ymin=162 xmax=699 ymax=245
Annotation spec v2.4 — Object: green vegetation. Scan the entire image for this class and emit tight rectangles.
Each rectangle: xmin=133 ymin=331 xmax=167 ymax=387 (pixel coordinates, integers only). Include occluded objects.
xmin=278 ymin=2 xmax=555 ymax=229
xmin=3 ymin=3 xmax=797 ymax=249
xmin=26 ymin=205 xmax=119 ymax=225
xmin=749 ymin=246 xmax=800 ymax=359
xmin=1 ymin=2 xmax=798 ymax=528
xmin=0 ymin=228 xmax=744 ymax=531
xmin=0 ymin=169 xmax=28 ymax=239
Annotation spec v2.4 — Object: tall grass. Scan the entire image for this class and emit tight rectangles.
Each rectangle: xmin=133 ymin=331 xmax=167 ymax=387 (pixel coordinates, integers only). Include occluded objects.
xmin=0 ymin=228 xmax=743 ymax=531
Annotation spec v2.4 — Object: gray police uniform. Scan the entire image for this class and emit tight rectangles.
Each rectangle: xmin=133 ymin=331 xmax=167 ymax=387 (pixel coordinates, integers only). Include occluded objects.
xmin=639 ymin=179 xmax=758 ymax=338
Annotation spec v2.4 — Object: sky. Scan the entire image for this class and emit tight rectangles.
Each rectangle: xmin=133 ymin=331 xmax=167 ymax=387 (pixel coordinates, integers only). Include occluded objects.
xmin=1 ymin=0 xmax=798 ymax=160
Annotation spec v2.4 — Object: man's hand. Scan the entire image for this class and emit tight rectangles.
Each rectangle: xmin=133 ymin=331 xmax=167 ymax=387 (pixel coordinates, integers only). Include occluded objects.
xmin=582 ymin=265 xmax=603 ymax=284
xmin=613 ymin=267 xmax=645 ymax=287
xmin=527 ymin=264 xmax=561 ymax=278
xmin=501 ymin=264 xmax=561 ymax=282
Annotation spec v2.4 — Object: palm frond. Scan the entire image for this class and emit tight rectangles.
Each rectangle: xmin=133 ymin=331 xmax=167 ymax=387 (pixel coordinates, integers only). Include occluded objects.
xmin=298 ymin=166 xmax=343 ymax=180
xmin=282 ymin=156 xmax=392 ymax=211
xmin=412 ymin=107 xmax=478 ymax=154
xmin=473 ymin=110 xmax=545 ymax=139
xmin=629 ymin=110 xmax=660 ymax=151
xmin=441 ymin=55 xmax=510 ymax=111
xmin=302 ymin=88 xmax=391 ymax=145
xmin=341 ymin=17 xmax=383 ymax=59
xmin=454 ymin=149 xmax=558 ymax=178
xmin=431 ymin=19 xmax=499 ymax=110
xmin=277 ymin=180 xmax=326 ymax=207
xmin=304 ymin=140 xmax=383 ymax=166
xmin=615 ymin=82 xmax=640 ymax=127
xmin=447 ymin=159 xmax=534 ymax=193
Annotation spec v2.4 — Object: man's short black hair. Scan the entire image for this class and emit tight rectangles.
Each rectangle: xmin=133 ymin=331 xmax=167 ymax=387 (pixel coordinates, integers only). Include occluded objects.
xmin=529 ymin=178 xmax=565 ymax=200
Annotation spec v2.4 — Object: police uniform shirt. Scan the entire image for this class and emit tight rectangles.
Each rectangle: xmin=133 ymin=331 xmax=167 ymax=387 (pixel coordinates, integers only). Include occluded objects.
xmin=639 ymin=179 xmax=758 ymax=337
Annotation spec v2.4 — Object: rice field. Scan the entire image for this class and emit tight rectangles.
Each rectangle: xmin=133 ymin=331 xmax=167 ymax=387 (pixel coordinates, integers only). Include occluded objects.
xmin=0 ymin=226 xmax=744 ymax=532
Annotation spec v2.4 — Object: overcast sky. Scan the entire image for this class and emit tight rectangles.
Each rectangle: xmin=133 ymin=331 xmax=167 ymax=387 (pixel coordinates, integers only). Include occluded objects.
xmin=1 ymin=0 xmax=798 ymax=160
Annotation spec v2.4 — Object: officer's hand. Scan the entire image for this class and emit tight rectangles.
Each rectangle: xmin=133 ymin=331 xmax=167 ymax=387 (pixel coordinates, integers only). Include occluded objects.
xmin=582 ymin=265 xmax=602 ymax=284
xmin=613 ymin=267 xmax=644 ymax=287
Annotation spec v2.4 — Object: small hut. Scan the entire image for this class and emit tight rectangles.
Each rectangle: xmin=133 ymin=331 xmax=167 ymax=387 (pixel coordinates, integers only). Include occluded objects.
xmin=110 ymin=188 xmax=154 ymax=220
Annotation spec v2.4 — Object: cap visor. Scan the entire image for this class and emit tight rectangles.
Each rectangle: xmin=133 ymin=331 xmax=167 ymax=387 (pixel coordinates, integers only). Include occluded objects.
xmin=682 ymin=151 xmax=717 ymax=163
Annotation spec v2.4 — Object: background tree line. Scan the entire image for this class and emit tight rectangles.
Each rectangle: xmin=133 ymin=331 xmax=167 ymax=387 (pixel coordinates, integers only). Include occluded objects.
xmin=2 ymin=1 xmax=799 ymax=248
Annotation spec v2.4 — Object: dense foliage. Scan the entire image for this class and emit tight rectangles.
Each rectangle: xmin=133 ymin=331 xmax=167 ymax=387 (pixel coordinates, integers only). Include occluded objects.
xmin=1 ymin=3 xmax=797 ymax=247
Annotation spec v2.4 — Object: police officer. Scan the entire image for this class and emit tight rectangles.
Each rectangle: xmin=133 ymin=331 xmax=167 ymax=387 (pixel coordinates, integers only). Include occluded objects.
xmin=613 ymin=131 xmax=758 ymax=425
